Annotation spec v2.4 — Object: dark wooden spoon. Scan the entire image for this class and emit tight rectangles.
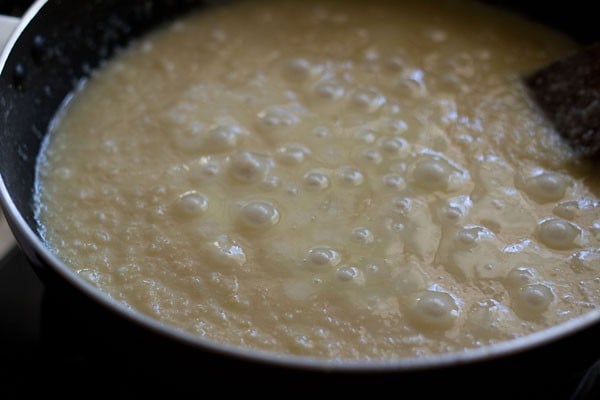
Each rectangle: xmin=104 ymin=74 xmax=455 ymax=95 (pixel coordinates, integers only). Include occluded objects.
xmin=524 ymin=43 xmax=600 ymax=159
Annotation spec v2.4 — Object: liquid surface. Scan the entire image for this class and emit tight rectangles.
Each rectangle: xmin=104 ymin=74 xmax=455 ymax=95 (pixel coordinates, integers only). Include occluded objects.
xmin=35 ymin=0 xmax=600 ymax=360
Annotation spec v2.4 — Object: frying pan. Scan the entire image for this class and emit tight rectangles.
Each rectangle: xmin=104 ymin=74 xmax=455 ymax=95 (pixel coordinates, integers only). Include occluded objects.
xmin=0 ymin=0 xmax=599 ymax=396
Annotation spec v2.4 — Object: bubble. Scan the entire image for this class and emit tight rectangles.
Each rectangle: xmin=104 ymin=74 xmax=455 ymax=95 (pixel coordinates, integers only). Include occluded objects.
xmin=382 ymin=174 xmax=406 ymax=191
xmin=521 ymin=172 xmax=567 ymax=203
xmin=360 ymin=149 xmax=383 ymax=166
xmin=397 ymin=68 xmax=427 ymax=97
xmin=408 ymin=291 xmax=459 ymax=330
xmin=355 ymin=129 xmax=377 ymax=144
xmin=187 ymin=158 xmax=222 ymax=183
xmin=307 ymin=246 xmax=341 ymax=269
xmin=440 ymin=205 xmax=462 ymax=223
xmin=93 ymin=230 xmax=110 ymax=243
xmin=455 ymin=227 xmax=479 ymax=248
xmin=378 ymin=136 xmax=410 ymax=158
xmin=275 ymin=143 xmax=311 ymax=166
xmin=537 ymin=218 xmax=580 ymax=250
xmin=303 ymin=170 xmax=330 ymax=192
xmin=412 ymin=158 xmax=450 ymax=191
xmin=283 ymin=57 xmax=318 ymax=81
xmin=174 ymin=191 xmax=208 ymax=216
xmin=505 ymin=266 xmax=537 ymax=288
xmin=392 ymin=197 xmax=412 ymax=214
xmin=351 ymin=227 xmax=374 ymax=244
xmin=351 ymin=87 xmax=386 ymax=112
xmin=438 ymin=196 xmax=470 ymax=224
xmin=336 ymin=166 xmax=364 ymax=187
xmin=386 ymin=119 xmax=409 ymax=134
xmin=205 ymin=124 xmax=246 ymax=151
xmin=229 ymin=152 xmax=269 ymax=183
xmin=239 ymin=201 xmax=280 ymax=229
xmin=205 ymin=234 xmax=247 ymax=268
xmin=336 ymin=266 xmax=360 ymax=282
xmin=257 ymin=106 xmax=300 ymax=128
xmin=513 ymin=284 xmax=554 ymax=317
xmin=314 ymin=80 xmax=345 ymax=101
xmin=285 ymin=184 xmax=300 ymax=196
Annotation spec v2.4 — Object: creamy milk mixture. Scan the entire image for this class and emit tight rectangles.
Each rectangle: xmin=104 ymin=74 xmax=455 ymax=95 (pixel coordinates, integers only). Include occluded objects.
xmin=35 ymin=0 xmax=600 ymax=360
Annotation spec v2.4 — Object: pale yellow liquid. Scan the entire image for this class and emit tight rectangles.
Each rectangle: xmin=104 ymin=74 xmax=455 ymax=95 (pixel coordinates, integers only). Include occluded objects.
xmin=35 ymin=0 xmax=600 ymax=360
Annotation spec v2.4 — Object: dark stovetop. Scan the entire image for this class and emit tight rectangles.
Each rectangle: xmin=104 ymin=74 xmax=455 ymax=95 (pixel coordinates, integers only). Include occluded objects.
xmin=2 ymin=245 xmax=600 ymax=399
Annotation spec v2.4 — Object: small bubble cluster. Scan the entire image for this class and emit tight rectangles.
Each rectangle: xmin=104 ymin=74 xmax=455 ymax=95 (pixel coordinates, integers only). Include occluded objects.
xmin=257 ymin=105 xmax=300 ymax=129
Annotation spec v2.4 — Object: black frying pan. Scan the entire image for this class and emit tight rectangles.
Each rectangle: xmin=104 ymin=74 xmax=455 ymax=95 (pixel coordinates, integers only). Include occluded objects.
xmin=1 ymin=1 xmax=599 ymax=397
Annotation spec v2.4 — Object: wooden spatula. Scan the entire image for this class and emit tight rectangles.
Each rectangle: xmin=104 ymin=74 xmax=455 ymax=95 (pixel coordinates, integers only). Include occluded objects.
xmin=524 ymin=43 xmax=600 ymax=159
